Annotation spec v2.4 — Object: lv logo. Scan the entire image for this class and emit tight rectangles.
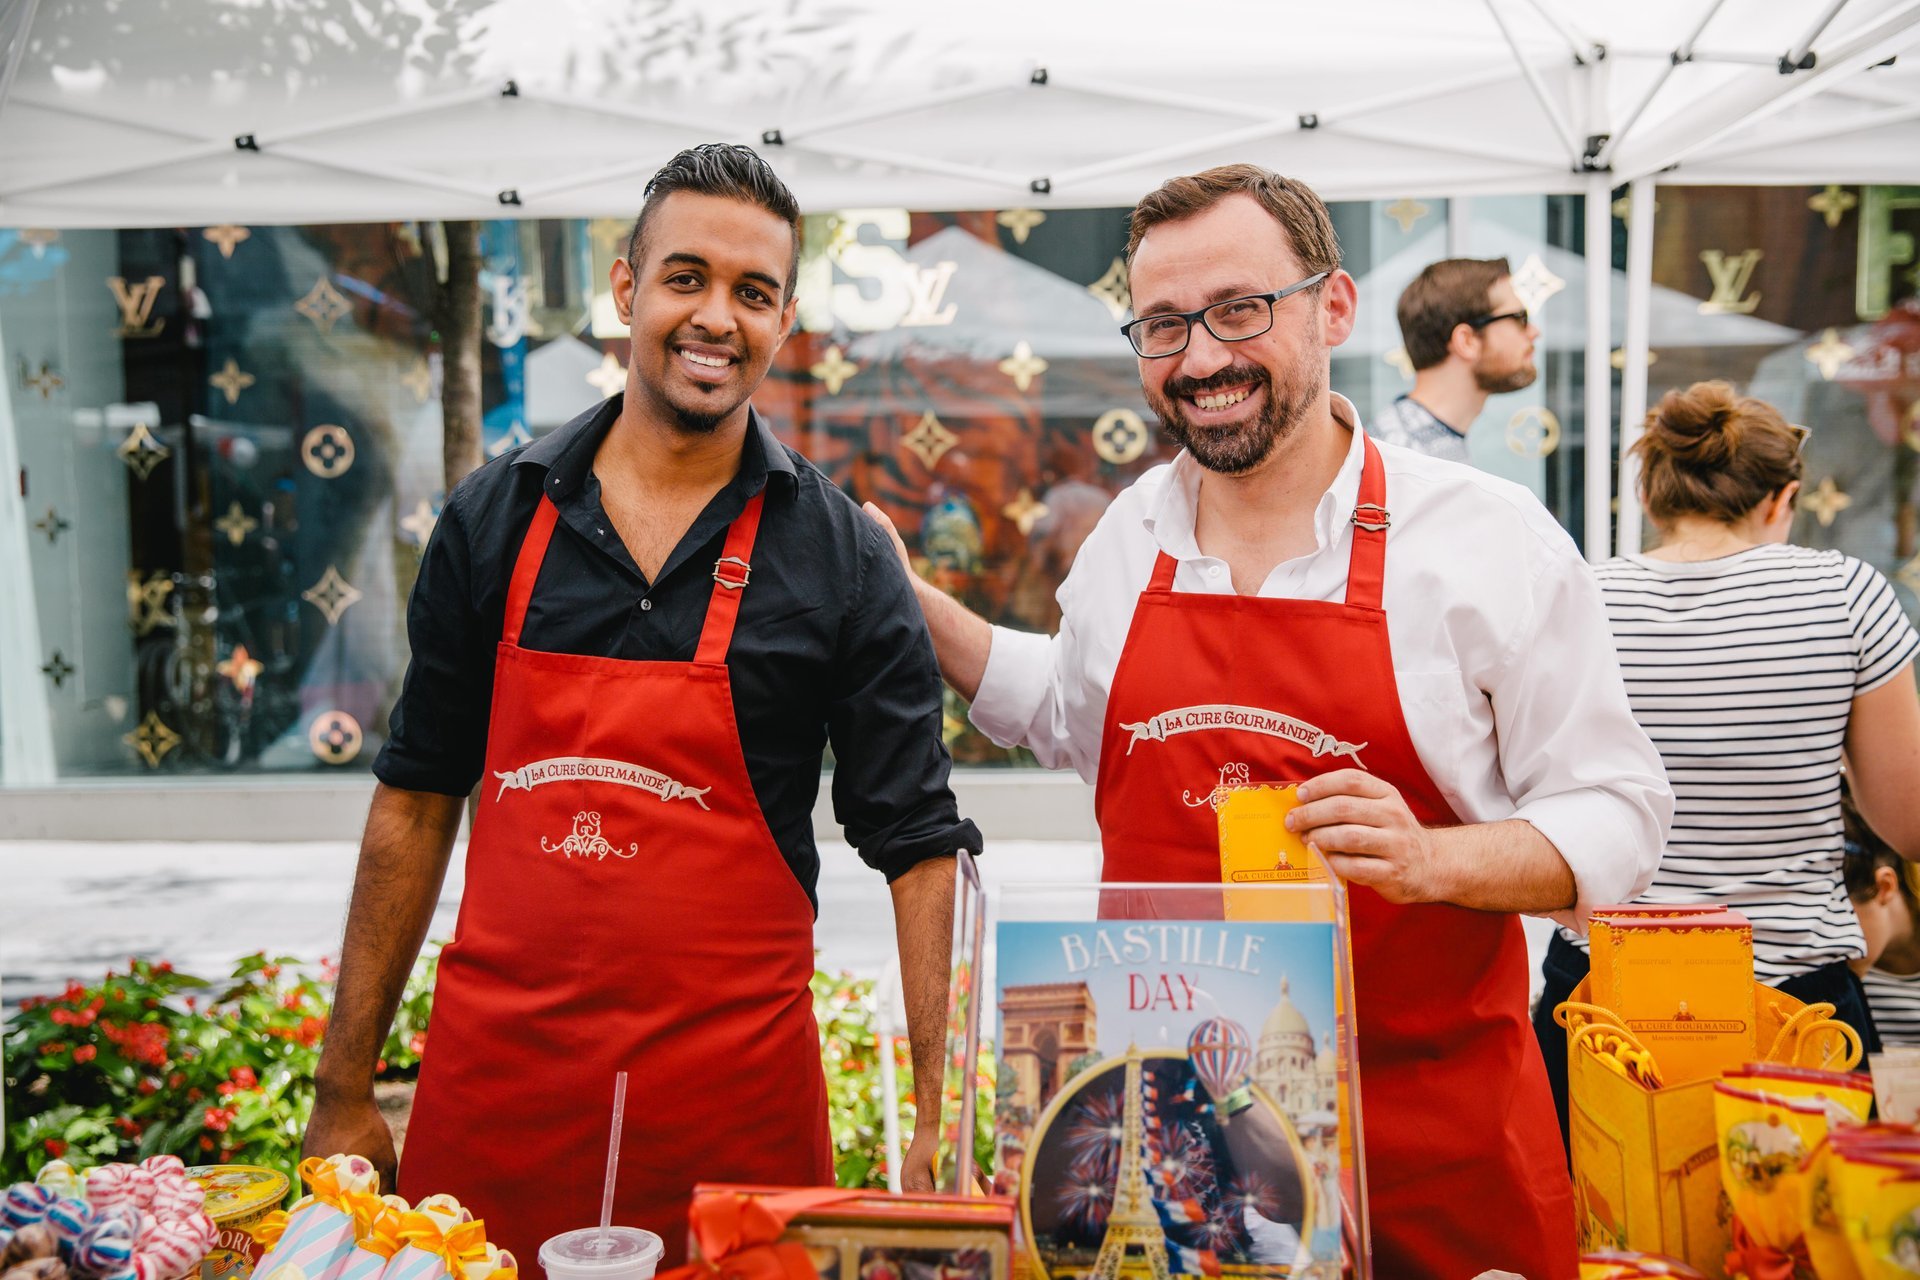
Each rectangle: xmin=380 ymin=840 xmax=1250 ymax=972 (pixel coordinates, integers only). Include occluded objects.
xmin=1697 ymin=249 xmax=1763 ymax=316
xmin=900 ymin=261 xmax=959 ymax=327
xmin=108 ymin=275 xmax=167 ymax=338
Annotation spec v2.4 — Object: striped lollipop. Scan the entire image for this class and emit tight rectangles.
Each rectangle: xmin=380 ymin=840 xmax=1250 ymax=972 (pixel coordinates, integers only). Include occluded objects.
xmin=35 ymin=1165 xmax=83 ymax=1202
xmin=76 ymin=1218 xmax=135 ymax=1277
xmin=82 ymin=1168 xmax=133 ymax=1214
xmin=135 ymin=1220 xmax=204 ymax=1280
xmin=146 ymin=1182 xmax=202 ymax=1225
xmin=45 ymin=1198 xmax=94 ymax=1253
xmin=3 ymin=1184 xmax=58 ymax=1229
xmin=122 ymin=1171 xmax=154 ymax=1215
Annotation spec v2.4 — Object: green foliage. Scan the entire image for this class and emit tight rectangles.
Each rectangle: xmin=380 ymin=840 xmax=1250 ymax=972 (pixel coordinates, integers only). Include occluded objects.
xmin=6 ymin=953 xmax=991 ymax=1192
xmin=810 ymin=968 xmax=995 ymax=1189
xmin=2 ymin=952 xmax=435 ymax=1187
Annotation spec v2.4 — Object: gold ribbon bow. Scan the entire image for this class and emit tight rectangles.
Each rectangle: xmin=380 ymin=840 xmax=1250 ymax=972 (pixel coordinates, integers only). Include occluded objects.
xmin=396 ymin=1211 xmax=493 ymax=1280
xmin=251 ymin=1211 xmax=291 ymax=1251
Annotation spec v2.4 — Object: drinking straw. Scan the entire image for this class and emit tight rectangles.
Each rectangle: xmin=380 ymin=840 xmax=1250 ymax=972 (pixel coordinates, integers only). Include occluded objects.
xmin=598 ymin=1071 xmax=629 ymax=1253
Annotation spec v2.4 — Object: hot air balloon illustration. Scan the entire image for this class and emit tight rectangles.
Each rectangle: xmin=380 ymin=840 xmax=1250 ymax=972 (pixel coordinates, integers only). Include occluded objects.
xmin=1187 ymin=1017 xmax=1256 ymax=1121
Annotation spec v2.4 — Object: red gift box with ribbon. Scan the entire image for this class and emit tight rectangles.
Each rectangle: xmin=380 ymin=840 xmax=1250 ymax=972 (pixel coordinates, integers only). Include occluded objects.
xmin=672 ymin=1187 xmax=1013 ymax=1280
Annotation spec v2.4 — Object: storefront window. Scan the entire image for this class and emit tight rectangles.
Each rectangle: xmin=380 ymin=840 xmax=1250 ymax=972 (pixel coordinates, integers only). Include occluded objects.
xmin=0 ymin=195 xmax=1610 ymax=782
xmin=1632 ymin=186 xmax=1920 ymax=616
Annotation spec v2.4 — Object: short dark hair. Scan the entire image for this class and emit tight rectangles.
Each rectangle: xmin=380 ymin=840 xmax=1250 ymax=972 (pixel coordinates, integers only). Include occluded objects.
xmin=627 ymin=143 xmax=801 ymax=297
xmin=1126 ymin=163 xmax=1341 ymax=279
xmin=1397 ymin=258 xmax=1510 ymax=370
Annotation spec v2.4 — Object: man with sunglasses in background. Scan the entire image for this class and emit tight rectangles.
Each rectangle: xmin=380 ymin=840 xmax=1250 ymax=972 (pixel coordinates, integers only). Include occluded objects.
xmin=1368 ymin=257 xmax=1540 ymax=465
xmin=867 ymin=165 xmax=1670 ymax=1274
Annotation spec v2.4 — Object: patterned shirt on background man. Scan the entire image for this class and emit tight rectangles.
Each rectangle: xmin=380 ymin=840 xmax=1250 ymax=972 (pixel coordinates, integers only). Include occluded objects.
xmin=1366 ymin=395 xmax=1470 ymax=465
xmin=1569 ymin=545 xmax=1920 ymax=980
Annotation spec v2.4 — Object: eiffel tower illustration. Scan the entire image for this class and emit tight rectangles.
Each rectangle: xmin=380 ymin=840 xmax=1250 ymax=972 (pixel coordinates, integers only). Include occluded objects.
xmin=1090 ymin=1046 xmax=1172 ymax=1280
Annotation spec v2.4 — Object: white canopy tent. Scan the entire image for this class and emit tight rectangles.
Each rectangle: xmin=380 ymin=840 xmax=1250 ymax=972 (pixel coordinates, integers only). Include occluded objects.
xmin=3 ymin=0 xmax=1920 ymax=561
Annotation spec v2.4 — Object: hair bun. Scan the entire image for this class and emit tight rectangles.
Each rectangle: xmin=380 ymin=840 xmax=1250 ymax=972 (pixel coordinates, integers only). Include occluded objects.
xmin=1647 ymin=380 xmax=1743 ymax=470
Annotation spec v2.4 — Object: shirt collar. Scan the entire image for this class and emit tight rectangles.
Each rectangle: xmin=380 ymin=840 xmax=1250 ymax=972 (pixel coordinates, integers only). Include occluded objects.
xmin=515 ymin=393 xmax=797 ymax=501
xmin=1144 ymin=392 xmax=1368 ymax=562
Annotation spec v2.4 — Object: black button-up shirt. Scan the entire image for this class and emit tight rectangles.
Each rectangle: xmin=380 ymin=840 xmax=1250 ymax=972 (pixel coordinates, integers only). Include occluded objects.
xmin=373 ymin=395 xmax=981 ymax=903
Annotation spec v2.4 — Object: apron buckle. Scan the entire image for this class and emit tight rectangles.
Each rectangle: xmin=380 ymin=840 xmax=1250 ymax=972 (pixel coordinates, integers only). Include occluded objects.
xmin=1351 ymin=503 xmax=1391 ymax=532
xmin=713 ymin=555 xmax=753 ymax=590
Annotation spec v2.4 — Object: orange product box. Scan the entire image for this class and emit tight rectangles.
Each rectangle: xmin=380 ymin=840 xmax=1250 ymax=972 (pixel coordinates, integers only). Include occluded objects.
xmin=1587 ymin=905 xmax=1725 ymax=1010
xmin=689 ymin=1185 xmax=1015 ymax=1280
xmin=1591 ymin=909 xmax=1755 ymax=1087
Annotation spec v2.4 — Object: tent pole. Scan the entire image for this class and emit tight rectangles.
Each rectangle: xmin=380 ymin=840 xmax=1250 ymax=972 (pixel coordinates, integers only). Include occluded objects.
xmin=1592 ymin=0 xmax=1730 ymax=169
xmin=1786 ymin=0 xmax=1854 ymax=69
xmin=1583 ymin=171 xmax=1613 ymax=563
xmin=1616 ymin=176 xmax=1657 ymax=558
xmin=1483 ymin=0 xmax=1583 ymax=164
xmin=1447 ymin=197 xmax=1473 ymax=257
xmin=1613 ymin=0 xmax=1920 ymax=179
xmin=1519 ymin=0 xmax=1596 ymax=63
xmin=0 ymin=0 xmax=42 ymax=133
xmin=1045 ymin=64 xmax=1526 ymax=192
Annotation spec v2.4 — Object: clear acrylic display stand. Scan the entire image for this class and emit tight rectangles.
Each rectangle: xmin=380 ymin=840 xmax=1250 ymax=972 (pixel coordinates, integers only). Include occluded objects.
xmin=991 ymin=880 xmax=1370 ymax=1280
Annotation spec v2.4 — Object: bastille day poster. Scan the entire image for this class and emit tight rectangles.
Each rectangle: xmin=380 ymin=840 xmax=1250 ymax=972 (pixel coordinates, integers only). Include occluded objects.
xmin=995 ymin=920 xmax=1348 ymax=1279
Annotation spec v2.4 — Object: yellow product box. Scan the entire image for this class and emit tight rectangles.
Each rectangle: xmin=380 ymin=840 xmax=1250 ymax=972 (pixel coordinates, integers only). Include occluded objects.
xmin=1216 ymin=783 xmax=1331 ymax=924
xmin=1587 ymin=905 xmax=1723 ymax=1010
xmin=1591 ymin=909 xmax=1756 ymax=1086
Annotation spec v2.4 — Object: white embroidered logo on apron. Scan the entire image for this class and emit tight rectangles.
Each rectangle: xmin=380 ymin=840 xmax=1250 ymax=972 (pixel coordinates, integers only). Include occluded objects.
xmin=541 ymin=810 xmax=637 ymax=861
xmin=1120 ymin=703 xmax=1369 ymax=768
xmin=492 ymin=755 xmax=712 ymax=808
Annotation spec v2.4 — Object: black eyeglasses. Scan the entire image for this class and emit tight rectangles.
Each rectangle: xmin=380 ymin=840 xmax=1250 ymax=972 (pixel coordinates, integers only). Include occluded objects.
xmin=1468 ymin=309 xmax=1531 ymax=330
xmin=1121 ymin=271 xmax=1331 ymax=358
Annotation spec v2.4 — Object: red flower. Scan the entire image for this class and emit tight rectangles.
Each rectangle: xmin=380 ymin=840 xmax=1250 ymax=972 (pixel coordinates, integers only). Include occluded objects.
xmin=375 ymin=1058 xmax=388 ymax=1075
xmin=168 ymin=1072 xmax=186 ymax=1089
xmin=261 ymin=963 xmax=281 ymax=980
xmin=183 ymin=996 xmax=197 ymax=1012
xmin=112 ymin=988 xmax=126 ymax=1002
xmin=50 ymin=1009 xmax=72 ymax=1026
xmin=187 ymin=1088 xmax=203 ymax=1102
xmin=408 ymin=1033 xmax=427 ymax=1057
xmin=297 ymin=1016 xmax=327 ymax=1047
xmin=44 ymin=1140 xmax=67 ymax=1158
xmin=114 ymin=1117 xmax=144 ymax=1138
xmin=156 ymin=961 xmax=173 ymax=974
xmin=137 ymin=1080 xmax=159 ymax=1097
xmin=216 ymin=1082 xmax=236 ymax=1097
xmin=74 ymin=1044 xmax=97 ymax=1064
xmin=199 ymin=1136 xmax=215 ymax=1152
xmin=62 ymin=982 xmax=85 ymax=1002
xmin=280 ymin=992 xmax=303 ymax=1012
xmin=144 ymin=998 xmax=159 ymax=1010
xmin=229 ymin=1066 xmax=257 ymax=1089
xmin=43 ymin=1041 xmax=68 ymax=1055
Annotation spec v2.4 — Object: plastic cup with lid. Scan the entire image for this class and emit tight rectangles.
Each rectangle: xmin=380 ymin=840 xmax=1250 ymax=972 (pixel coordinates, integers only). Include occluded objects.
xmin=539 ymin=1227 xmax=665 ymax=1280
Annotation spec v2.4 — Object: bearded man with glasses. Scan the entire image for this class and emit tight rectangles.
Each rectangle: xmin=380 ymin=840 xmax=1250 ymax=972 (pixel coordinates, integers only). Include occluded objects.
xmin=1369 ymin=256 xmax=1542 ymax=465
xmin=867 ymin=164 xmax=1670 ymax=1275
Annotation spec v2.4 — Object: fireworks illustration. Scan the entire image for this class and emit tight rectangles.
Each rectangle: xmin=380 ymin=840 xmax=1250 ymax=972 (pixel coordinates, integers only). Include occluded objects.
xmin=1057 ymin=1170 xmax=1115 ymax=1230
xmin=1149 ymin=1121 xmax=1216 ymax=1199
xmin=1224 ymin=1171 xmax=1283 ymax=1221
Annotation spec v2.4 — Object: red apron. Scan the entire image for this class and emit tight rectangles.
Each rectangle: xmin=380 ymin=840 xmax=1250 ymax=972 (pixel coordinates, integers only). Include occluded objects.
xmin=401 ymin=491 xmax=832 ymax=1271
xmin=1094 ymin=437 xmax=1575 ymax=1279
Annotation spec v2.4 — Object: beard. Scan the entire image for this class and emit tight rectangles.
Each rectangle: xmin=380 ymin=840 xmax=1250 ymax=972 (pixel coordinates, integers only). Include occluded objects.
xmin=1143 ymin=347 xmax=1325 ymax=476
xmin=1474 ymin=358 xmax=1537 ymax=395
xmin=661 ymin=329 xmax=745 ymax=435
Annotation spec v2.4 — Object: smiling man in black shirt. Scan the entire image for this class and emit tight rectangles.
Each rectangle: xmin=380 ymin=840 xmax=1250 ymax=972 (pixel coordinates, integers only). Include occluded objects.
xmin=305 ymin=144 xmax=978 ymax=1255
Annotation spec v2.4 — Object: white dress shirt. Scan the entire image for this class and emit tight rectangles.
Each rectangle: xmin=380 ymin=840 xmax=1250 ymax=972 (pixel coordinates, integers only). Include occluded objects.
xmin=970 ymin=396 xmax=1673 ymax=930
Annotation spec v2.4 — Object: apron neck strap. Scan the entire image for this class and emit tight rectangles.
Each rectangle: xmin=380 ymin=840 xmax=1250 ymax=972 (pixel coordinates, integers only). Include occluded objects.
xmin=1145 ymin=436 xmax=1390 ymax=605
xmin=1345 ymin=433 xmax=1389 ymax=610
xmin=693 ymin=489 xmax=768 ymax=666
xmin=502 ymin=496 xmax=562 ymax=647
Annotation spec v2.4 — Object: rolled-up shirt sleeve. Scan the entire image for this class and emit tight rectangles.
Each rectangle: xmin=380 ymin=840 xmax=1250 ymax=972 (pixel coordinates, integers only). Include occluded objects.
xmin=1495 ymin=528 xmax=1673 ymax=932
xmin=372 ymin=486 xmax=496 ymax=797
xmin=828 ymin=518 xmax=983 ymax=880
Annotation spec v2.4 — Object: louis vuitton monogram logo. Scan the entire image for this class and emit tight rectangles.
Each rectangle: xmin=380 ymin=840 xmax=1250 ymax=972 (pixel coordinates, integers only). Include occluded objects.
xmin=107 ymin=276 xmax=166 ymax=338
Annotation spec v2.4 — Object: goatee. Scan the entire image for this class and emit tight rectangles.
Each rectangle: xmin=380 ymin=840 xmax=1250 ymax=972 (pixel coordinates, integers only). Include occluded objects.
xmin=1475 ymin=362 xmax=1537 ymax=395
xmin=1145 ymin=355 xmax=1324 ymax=477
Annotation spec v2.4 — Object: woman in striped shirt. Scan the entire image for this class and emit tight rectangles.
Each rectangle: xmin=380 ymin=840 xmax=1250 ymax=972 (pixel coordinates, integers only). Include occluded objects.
xmin=1532 ymin=379 xmax=1920 ymax=1138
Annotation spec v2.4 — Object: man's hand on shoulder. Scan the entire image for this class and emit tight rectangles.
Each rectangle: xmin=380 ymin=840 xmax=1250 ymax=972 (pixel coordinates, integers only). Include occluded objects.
xmin=303 ymin=1087 xmax=398 ymax=1193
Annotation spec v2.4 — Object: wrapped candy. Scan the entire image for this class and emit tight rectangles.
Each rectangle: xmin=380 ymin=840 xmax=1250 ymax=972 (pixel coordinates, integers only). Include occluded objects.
xmin=1715 ymin=1082 xmax=1832 ymax=1252
xmin=3 ymin=1188 xmax=57 ymax=1231
xmin=75 ymin=1221 xmax=134 ymax=1277
xmin=33 ymin=1170 xmax=81 ymax=1205
xmin=46 ymin=1201 xmax=94 ymax=1253
xmin=246 ymin=1157 xmax=378 ymax=1280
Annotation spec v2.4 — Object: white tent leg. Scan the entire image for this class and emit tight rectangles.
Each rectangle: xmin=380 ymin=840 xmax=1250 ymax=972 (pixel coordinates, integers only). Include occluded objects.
xmin=0 ymin=319 xmax=56 ymax=785
xmin=1616 ymin=177 xmax=1657 ymax=557
xmin=1583 ymin=172 xmax=1613 ymax=563
xmin=1447 ymin=197 xmax=1473 ymax=257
